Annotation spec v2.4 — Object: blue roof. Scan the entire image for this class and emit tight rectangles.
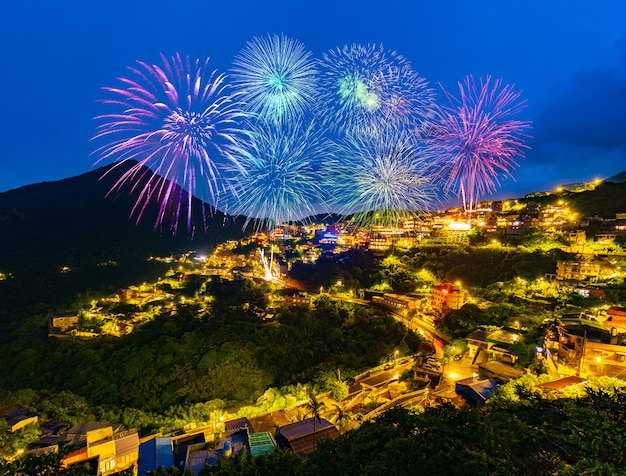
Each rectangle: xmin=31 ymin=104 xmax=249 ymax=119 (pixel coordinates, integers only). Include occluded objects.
xmin=455 ymin=377 xmax=498 ymax=405
xmin=138 ymin=437 xmax=174 ymax=475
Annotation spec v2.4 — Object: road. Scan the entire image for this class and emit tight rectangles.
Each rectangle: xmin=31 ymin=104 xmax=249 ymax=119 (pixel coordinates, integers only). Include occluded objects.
xmin=347 ymin=360 xmax=414 ymax=397
xmin=328 ymin=292 xmax=451 ymax=350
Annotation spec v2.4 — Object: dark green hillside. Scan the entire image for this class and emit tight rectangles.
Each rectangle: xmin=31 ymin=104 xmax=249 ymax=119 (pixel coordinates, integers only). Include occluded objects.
xmin=0 ymin=293 xmax=421 ymax=416
xmin=520 ymin=177 xmax=626 ymax=218
xmin=0 ymin=162 xmax=246 ymax=311
xmin=606 ymin=170 xmax=626 ymax=183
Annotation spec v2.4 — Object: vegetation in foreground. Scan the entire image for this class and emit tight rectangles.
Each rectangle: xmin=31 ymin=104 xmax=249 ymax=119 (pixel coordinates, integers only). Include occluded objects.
xmin=6 ymin=380 xmax=622 ymax=476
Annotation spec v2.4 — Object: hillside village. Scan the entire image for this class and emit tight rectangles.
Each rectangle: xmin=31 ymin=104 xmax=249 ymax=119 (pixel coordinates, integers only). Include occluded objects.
xmin=6 ymin=186 xmax=626 ymax=474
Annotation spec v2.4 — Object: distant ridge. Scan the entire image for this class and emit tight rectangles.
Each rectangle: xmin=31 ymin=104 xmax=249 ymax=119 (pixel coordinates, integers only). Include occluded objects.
xmin=519 ymin=171 xmax=626 ymax=217
xmin=606 ymin=170 xmax=626 ymax=183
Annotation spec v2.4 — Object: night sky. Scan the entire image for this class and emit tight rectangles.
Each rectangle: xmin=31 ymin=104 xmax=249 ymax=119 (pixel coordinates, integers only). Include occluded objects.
xmin=1 ymin=0 xmax=625 ymax=202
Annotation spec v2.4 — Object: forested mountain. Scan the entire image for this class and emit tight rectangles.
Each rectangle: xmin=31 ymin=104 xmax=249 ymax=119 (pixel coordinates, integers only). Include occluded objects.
xmin=0 ymin=162 xmax=246 ymax=311
xmin=520 ymin=173 xmax=626 ymax=218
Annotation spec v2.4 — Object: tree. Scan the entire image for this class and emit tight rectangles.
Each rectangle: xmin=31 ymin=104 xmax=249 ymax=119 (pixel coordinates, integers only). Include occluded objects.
xmin=304 ymin=393 xmax=326 ymax=448
xmin=328 ymin=403 xmax=353 ymax=434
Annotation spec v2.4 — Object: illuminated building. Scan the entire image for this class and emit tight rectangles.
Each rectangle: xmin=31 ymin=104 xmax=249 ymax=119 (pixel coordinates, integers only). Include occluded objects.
xmin=429 ymin=283 xmax=467 ymax=313
xmin=547 ymin=317 xmax=626 ymax=378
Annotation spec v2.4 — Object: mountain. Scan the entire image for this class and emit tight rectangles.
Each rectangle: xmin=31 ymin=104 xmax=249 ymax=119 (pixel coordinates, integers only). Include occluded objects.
xmin=520 ymin=172 xmax=626 ymax=218
xmin=606 ymin=170 xmax=626 ymax=183
xmin=0 ymin=162 xmax=247 ymax=312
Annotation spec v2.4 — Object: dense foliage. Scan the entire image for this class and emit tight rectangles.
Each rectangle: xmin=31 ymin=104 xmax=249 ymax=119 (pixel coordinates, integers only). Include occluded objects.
xmin=520 ymin=180 xmax=626 ymax=218
xmin=0 ymin=280 xmax=422 ymax=436
xmin=187 ymin=387 xmax=626 ymax=476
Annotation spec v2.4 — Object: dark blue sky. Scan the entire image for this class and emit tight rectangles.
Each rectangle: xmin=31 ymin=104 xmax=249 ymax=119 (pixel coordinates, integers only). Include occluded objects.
xmin=1 ymin=0 xmax=625 ymax=202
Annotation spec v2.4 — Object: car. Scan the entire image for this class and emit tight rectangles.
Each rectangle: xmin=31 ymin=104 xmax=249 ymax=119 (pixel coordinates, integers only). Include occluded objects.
xmin=422 ymin=363 xmax=441 ymax=372
xmin=425 ymin=357 xmax=442 ymax=366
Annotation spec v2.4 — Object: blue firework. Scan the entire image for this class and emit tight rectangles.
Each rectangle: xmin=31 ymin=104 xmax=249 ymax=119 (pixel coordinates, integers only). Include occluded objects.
xmin=327 ymin=126 xmax=436 ymax=228
xmin=224 ymin=119 xmax=332 ymax=230
xmin=230 ymin=34 xmax=318 ymax=122
xmin=318 ymin=43 xmax=435 ymax=136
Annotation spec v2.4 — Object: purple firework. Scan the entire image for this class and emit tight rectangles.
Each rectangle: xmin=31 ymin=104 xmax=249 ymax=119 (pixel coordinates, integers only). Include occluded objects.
xmin=434 ymin=75 xmax=532 ymax=212
xmin=93 ymin=53 xmax=248 ymax=233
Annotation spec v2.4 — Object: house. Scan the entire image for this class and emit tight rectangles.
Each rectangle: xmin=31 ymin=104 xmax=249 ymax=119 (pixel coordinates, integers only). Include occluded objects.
xmin=281 ymin=290 xmax=312 ymax=307
xmin=371 ymin=293 xmax=421 ymax=315
xmin=547 ymin=317 xmax=626 ymax=378
xmin=604 ymin=306 xmax=626 ymax=333
xmin=5 ymin=409 xmax=38 ymax=432
xmin=466 ymin=328 xmax=521 ymax=365
xmin=429 ymin=283 xmax=467 ymax=313
xmin=48 ymin=311 xmax=80 ymax=333
xmin=454 ymin=377 xmax=498 ymax=405
xmin=275 ymin=418 xmax=339 ymax=459
xmin=138 ymin=436 xmax=174 ymax=475
xmin=61 ymin=422 xmax=139 ymax=475
xmin=555 ymin=259 xmax=614 ymax=282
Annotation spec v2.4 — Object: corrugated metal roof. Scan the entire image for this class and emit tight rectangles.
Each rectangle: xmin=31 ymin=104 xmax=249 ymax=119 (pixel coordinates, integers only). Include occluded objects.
xmin=277 ymin=418 xmax=334 ymax=440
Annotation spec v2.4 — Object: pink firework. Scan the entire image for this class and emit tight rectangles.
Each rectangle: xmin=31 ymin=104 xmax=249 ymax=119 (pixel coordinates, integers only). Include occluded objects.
xmin=435 ymin=75 xmax=531 ymax=212
xmin=93 ymin=53 xmax=248 ymax=233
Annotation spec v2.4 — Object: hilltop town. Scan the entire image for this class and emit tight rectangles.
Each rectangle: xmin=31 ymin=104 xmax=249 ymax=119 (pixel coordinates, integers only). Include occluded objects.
xmin=3 ymin=181 xmax=626 ymax=474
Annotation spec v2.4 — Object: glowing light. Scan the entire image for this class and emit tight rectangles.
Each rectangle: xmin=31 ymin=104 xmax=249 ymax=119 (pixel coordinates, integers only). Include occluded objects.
xmin=434 ymin=75 xmax=531 ymax=212
xmin=231 ymin=34 xmax=318 ymax=122
xmin=259 ymin=247 xmax=276 ymax=281
xmin=448 ymin=222 xmax=471 ymax=231
xmin=327 ymin=127 xmax=436 ymax=228
xmin=223 ymin=119 xmax=332 ymax=230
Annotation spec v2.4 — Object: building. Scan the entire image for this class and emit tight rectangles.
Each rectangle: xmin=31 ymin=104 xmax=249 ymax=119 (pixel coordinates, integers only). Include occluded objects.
xmin=61 ymin=422 xmax=139 ymax=475
xmin=555 ymin=260 xmax=606 ymax=282
xmin=138 ymin=436 xmax=174 ymax=475
xmin=5 ymin=409 xmax=38 ymax=433
xmin=430 ymin=283 xmax=467 ymax=314
xmin=48 ymin=311 xmax=80 ymax=333
xmin=371 ymin=293 xmax=421 ymax=315
xmin=282 ymin=291 xmax=312 ymax=307
xmin=275 ymin=418 xmax=339 ymax=459
xmin=466 ymin=328 xmax=521 ymax=365
xmin=455 ymin=377 xmax=498 ymax=405
xmin=546 ymin=317 xmax=626 ymax=378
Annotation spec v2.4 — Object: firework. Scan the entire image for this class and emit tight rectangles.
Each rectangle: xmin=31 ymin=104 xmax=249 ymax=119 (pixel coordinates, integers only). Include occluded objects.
xmin=223 ymin=119 xmax=331 ymax=230
xmin=434 ymin=75 xmax=531 ymax=212
xmin=231 ymin=34 xmax=318 ymax=122
xmin=93 ymin=53 xmax=248 ymax=232
xmin=327 ymin=126 xmax=436 ymax=228
xmin=318 ymin=43 xmax=435 ymax=136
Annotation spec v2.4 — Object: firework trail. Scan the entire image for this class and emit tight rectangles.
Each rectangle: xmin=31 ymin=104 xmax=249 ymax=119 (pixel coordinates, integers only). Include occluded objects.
xmin=231 ymin=34 xmax=318 ymax=123
xmin=434 ymin=75 xmax=531 ymax=212
xmin=223 ymin=119 xmax=332 ymax=231
xmin=318 ymin=43 xmax=435 ymax=136
xmin=327 ymin=126 xmax=436 ymax=228
xmin=93 ymin=53 xmax=248 ymax=232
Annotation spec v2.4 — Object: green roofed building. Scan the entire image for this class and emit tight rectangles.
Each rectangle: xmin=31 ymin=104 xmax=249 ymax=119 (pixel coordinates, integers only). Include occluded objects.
xmin=248 ymin=431 xmax=276 ymax=456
